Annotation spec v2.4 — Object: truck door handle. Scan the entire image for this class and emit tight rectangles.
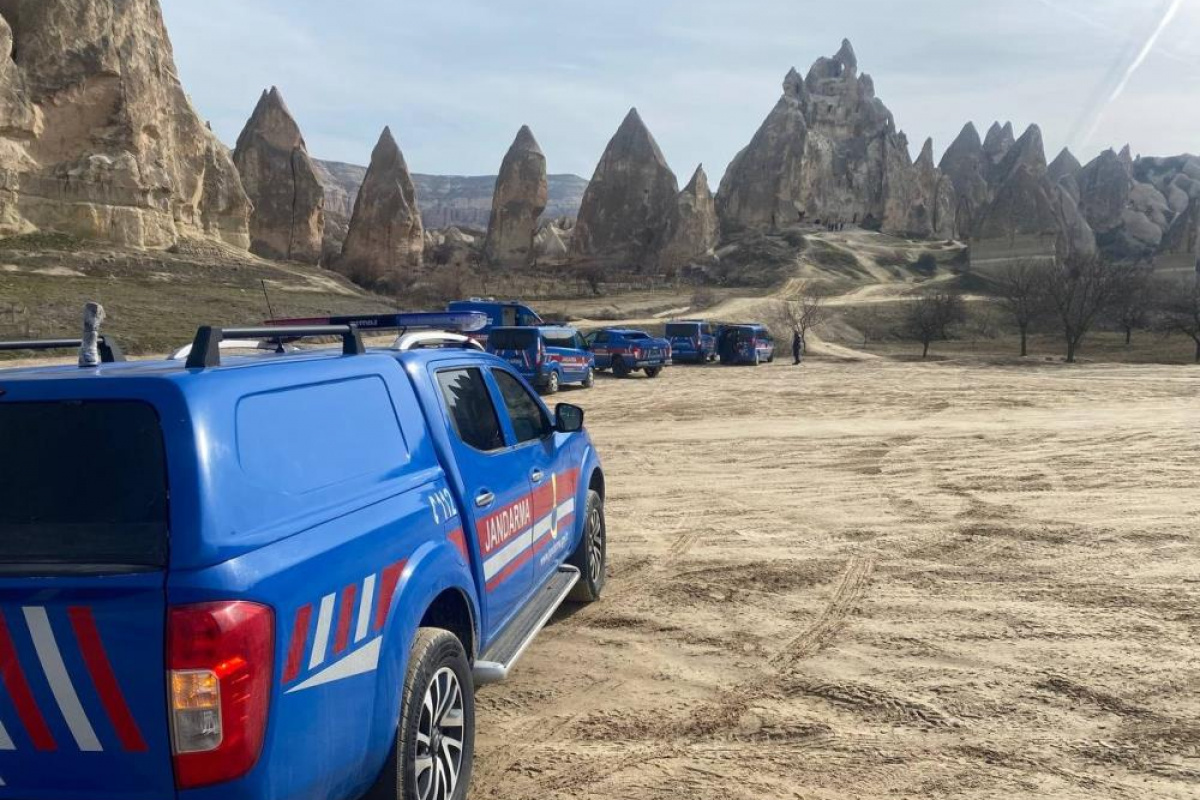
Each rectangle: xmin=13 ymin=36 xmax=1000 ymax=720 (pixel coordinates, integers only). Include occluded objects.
xmin=531 ymin=469 xmax=544 ymax=483
xmin=475 ymin=490 xmax=495 ymax=509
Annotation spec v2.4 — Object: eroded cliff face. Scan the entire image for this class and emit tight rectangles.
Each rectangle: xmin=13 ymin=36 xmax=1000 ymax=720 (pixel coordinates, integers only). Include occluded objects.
xmin=570 ymin=108 xmax=679 ymax=269
xmin=659 ymin=165 xmax=719 ymax=271
xmin=717 ymin=40 xmax=956 ymax=241
xmin=0 ymin=0 xmax=250 ymax=248
xmin=233 ymin=87 xmax=324 ymax=263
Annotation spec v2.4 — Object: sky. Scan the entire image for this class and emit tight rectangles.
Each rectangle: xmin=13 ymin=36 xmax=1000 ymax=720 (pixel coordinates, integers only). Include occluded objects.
xmin=161 ymin=0 xmax=1200 ymax=184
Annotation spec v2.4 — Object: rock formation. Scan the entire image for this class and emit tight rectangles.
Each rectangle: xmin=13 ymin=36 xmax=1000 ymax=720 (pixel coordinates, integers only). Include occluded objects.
xmin=534 ymin=217 xmax=574 ymax=260
xmin=972 ymin=124 xmax=1095 ymax=258
xmin=570 ymin=108 xmax=679 ymax=269
xmin=718 ymin=40 xmax=957 ymax=240
xmin=483 ymin=126 xmax=548 ymax=267
xmin=0 ymin=0 xmax=250 ymax=247
xmin=1048 ymin=148 xmax=1082 ymax=185
xmin=1075 ymin=149 xmax=1169 ymax=257
xmin=338 ymin=127 xmax=423 ymax=286
xmin=233 ymin=87 xmax=324 ymax=263
xmin=659 ymin=165 xmax=720 ymax=270
xmin=939 ymin=123 xmax=991 ymax=236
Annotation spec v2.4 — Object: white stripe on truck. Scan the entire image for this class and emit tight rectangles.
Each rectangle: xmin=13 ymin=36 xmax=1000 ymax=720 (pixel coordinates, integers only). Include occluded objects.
xmin=356 ymin=575 xmax=376 ymax=644
xmin=0 ymin=719 xmax=13 ymax=750
xmin=23 ymin=607 xmax=102 ymax=752
xmin=309 ymin=593 xmax=337 ymax=669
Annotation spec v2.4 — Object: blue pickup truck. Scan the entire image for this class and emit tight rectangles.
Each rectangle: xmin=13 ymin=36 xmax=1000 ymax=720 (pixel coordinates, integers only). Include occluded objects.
xmin=585 ymin=329 xmax=672 ymax=379
xmin=486 ymin=326 xmax=594 ymax=394
xmin=0 ymin=316 xmax=607 ymax=800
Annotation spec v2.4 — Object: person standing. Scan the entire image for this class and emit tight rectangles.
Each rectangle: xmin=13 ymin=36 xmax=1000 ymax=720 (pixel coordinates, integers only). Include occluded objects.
xmin=792 ymin=329 xmax=804 ymax=366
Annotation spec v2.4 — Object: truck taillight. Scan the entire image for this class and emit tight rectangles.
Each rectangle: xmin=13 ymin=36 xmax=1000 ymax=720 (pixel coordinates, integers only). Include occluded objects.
xmin=168 ymin=602 xmax=274 ymax=790
xmin=536 ymin=340 xmax=545 ymax=366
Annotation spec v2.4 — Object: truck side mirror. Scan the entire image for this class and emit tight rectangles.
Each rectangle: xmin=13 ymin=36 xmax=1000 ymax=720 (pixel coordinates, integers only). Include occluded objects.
xmin=555 ymin=403 xmax=585 ymax=433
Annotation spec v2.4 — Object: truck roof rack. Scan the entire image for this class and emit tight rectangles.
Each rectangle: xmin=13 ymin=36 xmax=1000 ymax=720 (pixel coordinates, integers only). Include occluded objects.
xmin=265 ymin=312 xmax=489 ymax=335
xmin=186 ymin=325 xmax=364 ymax=369
xmin=0 ymin=337 xmax=125 ymax=364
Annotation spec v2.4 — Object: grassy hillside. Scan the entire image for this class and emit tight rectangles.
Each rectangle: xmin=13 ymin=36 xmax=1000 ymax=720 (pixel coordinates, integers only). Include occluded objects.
xmin=0 ymin=235 xmax=394 ymax=356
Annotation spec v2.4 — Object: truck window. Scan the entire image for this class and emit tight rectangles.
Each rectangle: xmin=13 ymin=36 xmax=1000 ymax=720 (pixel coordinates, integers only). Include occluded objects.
xmin=437 ymin=368 xmax=505 ymax=452
xmin=543 ymin=332 xmax=577 ymax=349
xmin=489 ymin=329 xmax=537 ymax=350
xmin=0 ymin=401 xmax=168 ymax=573
xmin=502 ymin=307 xmax=518 ymax=326
xmin=492 ymin=370 xmax=551 ymax=443
xmin=666 ymin=324 xmax=696 ymax=338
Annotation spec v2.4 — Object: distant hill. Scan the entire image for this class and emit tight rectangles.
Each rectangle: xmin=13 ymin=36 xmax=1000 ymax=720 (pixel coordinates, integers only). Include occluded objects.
xmin=313 ymin=159 xmax=588 ymax=250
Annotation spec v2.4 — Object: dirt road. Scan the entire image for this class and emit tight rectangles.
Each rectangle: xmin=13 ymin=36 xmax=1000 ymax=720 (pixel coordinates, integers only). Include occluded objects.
xmin=472 ymin=358 xmax=1200 ymax=799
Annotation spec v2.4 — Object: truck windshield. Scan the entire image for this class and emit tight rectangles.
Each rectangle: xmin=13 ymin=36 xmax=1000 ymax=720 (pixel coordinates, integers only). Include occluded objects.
xmin=542 ymin=333 xmax=578 ymax=349
xmin=0 ymin=401 xmax=169 ymax=573
xmin=489 ymin=329 xmax=538 ymax=350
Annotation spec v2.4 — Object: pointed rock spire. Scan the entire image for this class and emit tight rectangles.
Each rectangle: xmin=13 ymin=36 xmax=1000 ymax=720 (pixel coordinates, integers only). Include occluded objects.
xmin=338 ymin=126 xmax=424 ymax=286
xmin=570 ymin=108 xmax=679 ymax=269
xmin=1119 ymin=144 xmax=1134 ymax=168
xmin=996 ymin=124 xmax=1048 ymax=181
xmin=660 ymin=164 xmax=719 ymax=271
xmin=834 ymin=39 xmax=858 ymax=73
xmin=983 ymin=121 xmax=1015 ymax=164
xmin=233 ymin=86 xmax=325 ymax=263
xmin=484 ymin=125 xmax=549 ymax=267
xmin=916 ymin=137 xmax=936 ymax=169
xmin=1048 ymin=147 xmax=1082 ymax=184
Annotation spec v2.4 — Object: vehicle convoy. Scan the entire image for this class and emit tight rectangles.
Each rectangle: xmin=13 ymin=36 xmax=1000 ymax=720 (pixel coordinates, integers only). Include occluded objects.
xmin=486 ymin=326 xmax=594 ymax=394
xmin=664 ymin=321 xmax=717 ymax=364
xmin=585 ymin=328 xmax=672 ymax=378
xmin=447 ymin=300 xmax=542 ymax=345
xmin=0 ymin=314 xmax=607 ymax=800
xmin=718 ymin=323 xmax=776 ymax=366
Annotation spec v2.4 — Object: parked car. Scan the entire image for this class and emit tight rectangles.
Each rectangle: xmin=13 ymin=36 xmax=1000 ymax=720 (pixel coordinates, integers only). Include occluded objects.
xmin=585 ymin=328 xmax=672 ymax=378
xmin=448 ymin=299 xmax=542 ymax=345
xmin=718 ymin=323 xmax=776 ymax=365
xmin=665 ymin=320 xmax=718 ymax=364
xmin=0 ymin=320 xmax=606 ymax=800
xmin=487 ymin=325 xmax=594 ymax=394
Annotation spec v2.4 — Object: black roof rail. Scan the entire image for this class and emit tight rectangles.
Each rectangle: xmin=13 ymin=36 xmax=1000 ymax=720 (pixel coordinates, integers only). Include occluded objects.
xmin=0 ymin=337 xmax=125 ymax=364
xmin=185 ymin=325 xmax=365 ymax=369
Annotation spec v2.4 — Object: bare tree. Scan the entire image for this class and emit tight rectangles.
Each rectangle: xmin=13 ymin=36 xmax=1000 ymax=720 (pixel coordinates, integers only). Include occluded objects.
xmin=993 ymin=259 xmax=1050 ymax=357
xmin=784 ymin=281 xmax=830 ymax=350
xmin=902 ymin=291 xmax=967 ymax=358
xmin=1108 ymin=266 xmax=1154 ymax=346
xmin=1156 ymin=276 xmax=1200 ymax=363
xmin=1039 ymin=254 xmax=1136 ymax=363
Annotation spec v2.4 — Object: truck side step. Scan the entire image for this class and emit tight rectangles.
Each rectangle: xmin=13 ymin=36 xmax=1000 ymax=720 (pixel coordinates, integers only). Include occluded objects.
xmin=473 ymin=565 xmax=580 ymax=685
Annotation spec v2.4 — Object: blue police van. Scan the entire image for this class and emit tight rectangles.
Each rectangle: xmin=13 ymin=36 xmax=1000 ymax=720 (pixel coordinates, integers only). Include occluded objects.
xmin=0 ymin=312 xmax=607 ymax=800
xmin=718 ymin=324 xmax=776 ymax=365
xmin=486 ymin=326 xmax=594 ymax=394
xmin=585 ymin=328 xmax=672 ymax=378
xmin=664 ymin=321 xmax=717 ymax=364
xmin=447 ymin=300 xmax=542 ymax=345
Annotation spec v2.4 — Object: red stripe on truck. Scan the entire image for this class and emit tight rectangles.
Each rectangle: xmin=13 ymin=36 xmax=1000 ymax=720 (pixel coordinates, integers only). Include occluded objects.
xmin=333 ymin=585 xmax=357 ymax=654
xmin=373 ymin=561 xmax=406 ymax=633
xmin=67 ymin=607 xmax=148 ymax=752
xmin=283 ymin=604 xmax=313 ymax=684
xmin=0 ymin=610 xmax=56 ymax=751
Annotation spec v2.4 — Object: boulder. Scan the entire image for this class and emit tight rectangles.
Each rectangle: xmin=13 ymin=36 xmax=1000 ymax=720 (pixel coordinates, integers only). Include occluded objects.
xmin=483 ymin=125 xmax=548 ymax=267
xmin=659 ymin=164 xmax=719 ymax=270
xmin=338 ymin=126 xmax=424 ymax=286
xmin=0 ymin=0 xmax=251 ymax=248
xmin=534 ymin=221 xmax=570 ymax=259
xmin=570 ymin=108 xmax=679 ymax=269
xmin=1161 ymin=197 xmax=1200 ymax=255
xmin=233 ymin=87 xmax=325 ymax=263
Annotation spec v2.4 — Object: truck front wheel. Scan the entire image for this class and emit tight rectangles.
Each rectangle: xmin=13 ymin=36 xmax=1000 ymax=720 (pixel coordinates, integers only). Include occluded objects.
xmin=366 ymin=629 xmax=475 ymax=800
xmin=568 ymin=490 xmax=607 ymax=603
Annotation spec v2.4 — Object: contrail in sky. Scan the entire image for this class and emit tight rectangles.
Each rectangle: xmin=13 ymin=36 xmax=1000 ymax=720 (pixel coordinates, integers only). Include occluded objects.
xmin=1082 ymin=0 xmax=1185 ymax=147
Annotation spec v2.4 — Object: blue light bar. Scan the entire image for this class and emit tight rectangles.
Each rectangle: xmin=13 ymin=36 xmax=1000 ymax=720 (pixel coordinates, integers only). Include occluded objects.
xmin=266 ymin=312 xmax=489 ymax=334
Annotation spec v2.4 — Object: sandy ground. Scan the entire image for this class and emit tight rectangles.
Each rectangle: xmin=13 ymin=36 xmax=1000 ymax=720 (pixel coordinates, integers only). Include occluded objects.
xmin=472 ymin=358 xmax=1200 ymax=799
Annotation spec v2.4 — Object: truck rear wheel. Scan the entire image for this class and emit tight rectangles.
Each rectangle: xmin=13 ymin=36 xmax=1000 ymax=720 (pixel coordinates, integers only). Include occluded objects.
xmin=568 ymin=490 xmax=606 ymax=603
xmin=582 ymin=369 xmax=595 ymax=389
xmin=366 ymin=629 xmax=475 ymax=800
xmin=544 ymin=371 xmax=560 ymax=394
xmin=645 ymin=366 xmax=663 ymax=379
xmin=613 ymin=358 xmax=631 ymax=378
